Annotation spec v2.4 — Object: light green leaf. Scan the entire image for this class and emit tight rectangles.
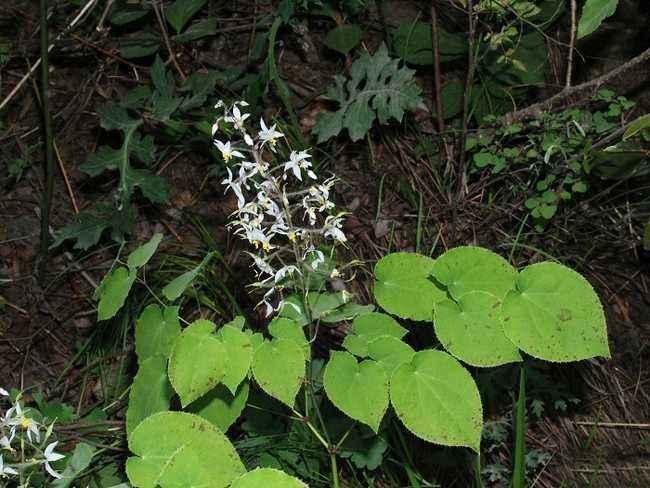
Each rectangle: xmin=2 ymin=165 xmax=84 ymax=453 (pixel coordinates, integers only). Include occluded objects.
xmin=434 ymin=291 xmax=521 ymax=367
xmin=126 ymin=412 xmax=245 ymax=488
xmin=217 ymin=325 xmax=253 ymax=394
xmin=135 ymin=304 xmax=181 ymax=363
xmin=500 ymin=262 xmax=610 ymax=362
xmin=252 ymin=339 xmax=305 ymax=407
xmin=126 ymin=355 xmax=173 ymax=438
xmin=188 ymin=382 xmax=249 ymax=432
xmin=127 ymin=233 xmax=162 ymax=270
xmin=577 ymin=0 xmax=619 ymax=38
xmin=367 ymin=335 xmax=415 ymax=374
xmin=269 ymin=317 xmax=309 ymax=361
xmin=52 ymin=443 xmax=95 ymax=488
xmin=624 ymin=114 xmax=650 ymax=140
xmin=373 ymin=252 xmax=446 ymax=321
xmin=320 ymin=303 xmax=375 ymax=324
xmin=344 ymin=313 xmax=409 ymax=358
xmin=168 ymin=320 xmax=228 ymax=407
xmin=162 ymin=253 xmax=212 ymax=301
xmin=165 ymin=0 xmax=208 ymax=33
xmin=390 ymin=349 xmax=483 ymax=451
xmin=324 ymin=24 xmax=362 ymax=55
xmin=431 ymin=246 xmax=516 ymax=300
xmin=230 ymin=468 xmax=308 ymax=488
xmin=324 ymin=351 xmax=389 ymax=432
xmin=352 ymin=312 xmax=408 ymax=339
xmin=96 ymin=266 xmax=137 ymax=321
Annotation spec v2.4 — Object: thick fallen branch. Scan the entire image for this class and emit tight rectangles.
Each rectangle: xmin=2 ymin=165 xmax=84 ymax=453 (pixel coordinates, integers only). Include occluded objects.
xmin=505 ymin=48 xmax=650 ymax=124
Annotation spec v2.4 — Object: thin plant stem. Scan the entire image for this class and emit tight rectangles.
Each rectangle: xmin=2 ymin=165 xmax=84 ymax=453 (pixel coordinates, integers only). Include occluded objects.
xmin=38 ymin=0 xmax=55 ymax=275
xmin=512 ymin=366 xmax=527 ymax=488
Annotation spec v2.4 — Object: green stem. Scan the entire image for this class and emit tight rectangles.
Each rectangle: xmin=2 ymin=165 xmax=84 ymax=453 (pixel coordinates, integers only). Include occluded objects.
xmin=330 ymin=451 xmax=341 ymax=488
xmin=512 ymin=366 xmax=527 ymax=488
xmin=38 ymin=0 xmax=54 ymax=275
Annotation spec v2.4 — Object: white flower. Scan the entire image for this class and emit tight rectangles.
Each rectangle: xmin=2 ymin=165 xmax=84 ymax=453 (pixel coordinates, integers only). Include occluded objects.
xmin=0 ymin=388 xmax=7 ymax=396
xmin=225 ymin=104 xmax=251 ymax=132
xmin=330 ymin=268 xmax=341 ymax=279
xmin=305 ymin=248 xmax=325 ymax=270
xmin=0 ymin=455 xmax=18 ymax=477
xmin=248 ymin=253 xmax=274 ymax=276
xmin=324 ymin=216 xmax=347 ymax=243
xmin=0 ymin=432 xmax=14 ymax=451
xmin=283 ymin=150 xmax=315 ymax=181
xmin=221 ymin=167 xmax=246 ymax=208
xmin=274 ymin=265 xmax=300 ymax=284
xmin=258 ymin=119 xmax=284 ymax=150
xmin=214 ymin=140 xmax=245 ymax=162
xmin=42 ymin=442 xmax=65 ymax=479
xmin=7 ymin=403 xmax=40 ymax=443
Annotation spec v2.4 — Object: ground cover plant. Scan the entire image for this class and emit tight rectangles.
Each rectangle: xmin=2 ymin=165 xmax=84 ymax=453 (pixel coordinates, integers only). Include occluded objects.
xmin=1 ymin=0 xmax=649 ymax=487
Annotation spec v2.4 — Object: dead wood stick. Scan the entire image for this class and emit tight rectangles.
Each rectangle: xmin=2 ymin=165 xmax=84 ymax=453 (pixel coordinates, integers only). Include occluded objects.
xmin=505 ymin=47 xmax=650 ymax=124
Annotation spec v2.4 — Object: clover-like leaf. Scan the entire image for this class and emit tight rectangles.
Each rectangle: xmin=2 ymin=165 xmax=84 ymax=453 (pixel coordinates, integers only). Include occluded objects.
xmin=188 ymin=382 xmax=249 ymax=432
xmin=252 ymin=339 xmax=305 ymax=407
xmin=135 ymin=304 xmax=181 ymax=363
xmin=373 ymin=252 xmax=446 ymax=321
xmin=500 ymin=262 xmax=610 ymax=362
xmin=230 ymin=468 xmax=308 ymax=488
xmin=168 ymin=320 xmax=228 ymax=407
xmin=126 ymin=355 xmax=173 ymax=438
xmin=126 ymin=412 xmax=245 ymax=488
xmin=431 ymin=246 xmax=516 ymax=300
xmin=434 ymin=291 xmax=521 ymax=367
xmin=390 ymin=350 xmax=483 ymax=451
xmin=323 ymin=351 xmax=389 ymax=432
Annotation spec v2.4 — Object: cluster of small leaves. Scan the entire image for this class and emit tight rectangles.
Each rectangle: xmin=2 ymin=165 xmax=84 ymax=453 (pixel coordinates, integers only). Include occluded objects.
xmin=54 ymin=56 xmax=220 ymax=250
xmin=314 ymin=44 xmax=424 ymax=142
xmin=467 ymin=90 xmax=638 ymax=230
xmin=364 ymin=246 xmax=609 ymax=451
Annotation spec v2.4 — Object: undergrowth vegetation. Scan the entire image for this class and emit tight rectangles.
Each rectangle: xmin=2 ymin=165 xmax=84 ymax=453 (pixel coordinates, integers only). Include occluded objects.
xmin=1 ymin=0 xmax=649 ymax=487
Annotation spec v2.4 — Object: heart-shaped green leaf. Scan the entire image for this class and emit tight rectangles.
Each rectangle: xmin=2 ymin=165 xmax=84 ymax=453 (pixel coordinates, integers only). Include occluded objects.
xmin=217 ymin=325 xmax=253 ymax=394
xmin=390 ymin=350 xmax=483 ymax=451
xmin=431 ymin=246 xmax=516 ymax=300
xmin=434 ymin=291 xmax=521 ymax=367
xmin=126 ymin=411 xmax=245 ymax=488
xmin=230 ymin=468 xmax=308 ymax=488
xmin=268 ymin=317 xmax=309 ymax=361
xmin=367 ymin=335 xmax=415 ymax=374
xmin=168 ymin=320 xmax=228 ymax=407
xmin=374 ymin=253 xmax=446 ymax=321
xmin=135 ymin=304 xmax=181 ymax=363
xmin=323 ymin=351 xmax=389 ymax=432
xmin=126 ymin=355 xmax=173 ymax=438
xmin=343 ymin=312 xmax=408 ymax=357
xmin=252 ymin=339 xmax=305 ymax=407
xmin=188 ymin=382 xmax=249 ymax=432
xmin=500 ymin=262 xmax=610 ymax=362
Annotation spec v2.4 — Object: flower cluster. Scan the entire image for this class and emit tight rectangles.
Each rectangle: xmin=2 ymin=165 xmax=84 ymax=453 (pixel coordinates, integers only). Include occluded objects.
xmin=0 ymin=387 xmax=65 ymax=481
xmin=212 ymin=101 xmax=347 ymax=315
